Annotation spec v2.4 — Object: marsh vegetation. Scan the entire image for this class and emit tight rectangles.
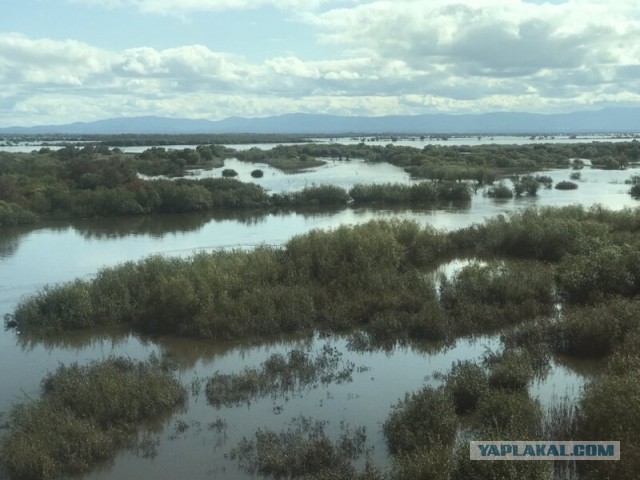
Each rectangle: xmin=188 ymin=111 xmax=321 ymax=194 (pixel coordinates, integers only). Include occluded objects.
xmin=1 ymin=140 xmax=638 ymax=226
xmin=0 ymin=356 xmax=186 ymax=480
xmin=4 ymin=199 xmax=640 ymax=478
xmin=205 ymin=345 xmax=357 ymax=407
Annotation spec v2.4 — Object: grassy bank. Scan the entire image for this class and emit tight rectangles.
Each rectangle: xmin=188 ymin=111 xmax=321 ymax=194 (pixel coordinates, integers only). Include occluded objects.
xmin=0 ymin=356 xmax=186 ymax=480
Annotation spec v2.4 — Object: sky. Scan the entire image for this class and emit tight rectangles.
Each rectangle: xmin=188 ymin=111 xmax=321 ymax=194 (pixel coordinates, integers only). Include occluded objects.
xmin=1 ymin=0 xmax=640 ymax=126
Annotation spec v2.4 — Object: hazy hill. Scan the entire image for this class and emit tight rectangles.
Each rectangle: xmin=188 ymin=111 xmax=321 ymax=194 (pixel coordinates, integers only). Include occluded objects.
xmin=2 ymin=108 xmax=639 ymax=135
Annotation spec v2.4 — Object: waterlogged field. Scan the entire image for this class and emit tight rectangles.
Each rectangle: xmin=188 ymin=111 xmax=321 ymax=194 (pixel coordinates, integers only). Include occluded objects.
xmin=1 ymin=141 xmax=640 ymax=479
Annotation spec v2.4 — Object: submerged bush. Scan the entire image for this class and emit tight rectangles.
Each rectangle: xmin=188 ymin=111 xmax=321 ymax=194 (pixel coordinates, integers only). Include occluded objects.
xmin=444 ymin=360 xmax=489 ymax=414
xmin=556 ymin=243 xmax=640 ymax=303
xmin=12 ymin=220 xmax=452 ymax=341
xmin=439 ymin=261 xmax=555 ymax=334
xmin=513 ymin=175 xmax=539 ymax=196
xmin=555 ymin=181 xmax=578 ymax=190
xmin=205 ymin=345 xmax=355 ymax=406
xmin=272 ymin=185 xmax=349 ymax=206
xmin=475 ymin=389 xmax=544 ymax=439
xmin=486 ymin=183 xmax=513 ymax=199
xmin=221 ymin=168 xmax=238 ymax=177
xmin=553 ymin=298 xmax=640 ymax=357
xmin=230 ymin=416 xmax=374 ymax=479
xmin=391 ymin=444 xmax=454 ymax=480
xmin=535 ymin=175 xmax=554 ymax=188
xmin=629 ymin=177 xmax=640 ymax=198
xmin=383 ymin=386 xmax=457 ymax=455
xmin=347 ymin=181 xmax=470 ymax=205
xmin=0 ymin=201 xmax=38 ymax=226
xmin=250 ymin=169 xmax=264 ymax=178
xmin=484 ymin=349 xmax=534 ymax=392
xmin=451 ymin=206 xmax=611 ymax=261
xmin=0 ymin=356 xmax=186 ymax=480
xmin=576 ymin=371 xmax=640 ymax=479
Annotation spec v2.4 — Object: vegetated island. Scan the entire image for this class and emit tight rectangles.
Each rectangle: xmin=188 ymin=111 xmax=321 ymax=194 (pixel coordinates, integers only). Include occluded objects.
xmin=0 ymin=355 xmax=186 ymax=480
xmin=1 ymin=140 xmax=639 ymax=227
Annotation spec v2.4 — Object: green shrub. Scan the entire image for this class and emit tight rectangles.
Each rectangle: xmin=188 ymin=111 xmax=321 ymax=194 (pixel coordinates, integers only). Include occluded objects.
xmin=230 ymin=417 xmax=370 ymax=478
xmin=485 ymin=349 xmax=534 ymax=392
xmin=451 ymin=207 xmax=611 ymax=261
xmin=40 ymin=357 xmax=186 ymax=427
xmin=0 ymin=201 xmax=38 ymax=226
xmin=221 ymin=168 xmax=238 ymax=177
xmin=513 ymin=175 xmax=539 ymax=196
xmin=475 ymin=390 xmax=544 ymax=438
xmin=556 ymin=244 xmax=640 ymax=303
xmin=349 ymin=183 xmax=411 ymax=204
xmin=12 ymin=220 xmax=452 ymax=341
xmin=273 ymin=185 xmax=349 ymax=206
xmin=553 ymin=298 xmax=640 ymax=356
xmin=198 ymin=177 xmax=270 ymax=208
xmin=0 ymin=403 xmax=115 ymax=480
xmin=444 ymin=361 xmax=489 ymax=414
xmin=439 ymin=261 xmax=554 ymax=334
xmin=449 ymin=369 xmax=551 ymax=479
xmin=294 ymin=185 xmax=349 ymax=205
xmin=14 ymin=280 xmax=95 ymax=333
xmin=576 ymin=371 xmax=640 ymax=479
xmin=535 ymin=175 xmax=553 ymax=188
xmin=250 ymin=169 xmax=264 ymax=178
xmin=453 ymin=437 xmax=553 ymax=480
xmin=435 ymin=181 xmax=471 ymax=201
xmin=384 ymin=386 xmax=457 ymax=455
xmin=205 ymin=346 xmax=354 ymax=407
xmin=391 ymin=444 xmax=453 ymax=480
xmin=0 ymin=356 xmax=186 ymax=480
xmin=486 ymin=183 xmax=513 ymax=199
xmin=555 ymin=181 xmax=578 ymax=190
xmin=346 ymin=181 xmax=467 ymax=205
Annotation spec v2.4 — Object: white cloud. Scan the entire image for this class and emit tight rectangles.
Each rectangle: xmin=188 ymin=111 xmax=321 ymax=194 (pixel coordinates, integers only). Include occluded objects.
xmin=311 ymin=0 xmax=640 ymax=75
xmin=2 ymin=0 xmax=640 ymax=125
xmin=67 ymin=0 xmax=334 ymax=14
xmin=0 ymin=34 xmax=113 ymax=86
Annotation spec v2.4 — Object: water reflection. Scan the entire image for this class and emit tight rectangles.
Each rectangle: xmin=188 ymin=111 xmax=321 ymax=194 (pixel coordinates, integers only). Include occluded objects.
xmin=15 ymin=327 xmax=134 ymax=353
xmin=2 ymin=311 xmax=604 ymax=480
xmin=150 ymin=332 xmax=316 ymax=372
xmin=187 ymin=158 xmax=414 ymax=193
xmin=0 ymin=157 xmax=636 ymax=478
xmin=0 ymin=227 xmax=22 ymax=258
xmin=72 ymin=332 xmax=596 ymax=480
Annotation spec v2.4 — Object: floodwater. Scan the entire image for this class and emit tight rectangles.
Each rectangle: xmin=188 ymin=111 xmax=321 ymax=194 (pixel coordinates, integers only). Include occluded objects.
xmin=1 ymin=133 xmax=638 ymax=154
xmin=0 ymin=155 xmax=635 ymax=478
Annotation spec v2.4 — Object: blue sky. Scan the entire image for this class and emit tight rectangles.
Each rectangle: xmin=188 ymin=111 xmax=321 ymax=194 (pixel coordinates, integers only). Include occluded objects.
xmin=1 ymin=0 xmax=639 ymax=126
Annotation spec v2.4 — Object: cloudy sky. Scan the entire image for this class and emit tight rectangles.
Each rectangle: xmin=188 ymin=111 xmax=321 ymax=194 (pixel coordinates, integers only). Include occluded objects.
xmin=2 ymin=0 xmax=640 ymax=126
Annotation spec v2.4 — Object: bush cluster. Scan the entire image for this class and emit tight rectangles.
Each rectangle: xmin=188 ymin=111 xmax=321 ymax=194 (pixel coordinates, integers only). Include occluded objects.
xmin=0 ymin=356 xmax=186 ymax=480
xmin=384 ymin=349 xmax=550 ymax=480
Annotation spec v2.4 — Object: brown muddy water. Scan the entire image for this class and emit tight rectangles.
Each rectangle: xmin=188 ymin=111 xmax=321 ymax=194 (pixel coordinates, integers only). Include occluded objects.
xmin=0 ymin=159 xmax=635 ymax=478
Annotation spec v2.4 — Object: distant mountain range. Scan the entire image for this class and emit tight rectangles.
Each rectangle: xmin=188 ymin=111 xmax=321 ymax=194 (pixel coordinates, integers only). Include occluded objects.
xmin=2 ymin=108 xmax=640 ymax=135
